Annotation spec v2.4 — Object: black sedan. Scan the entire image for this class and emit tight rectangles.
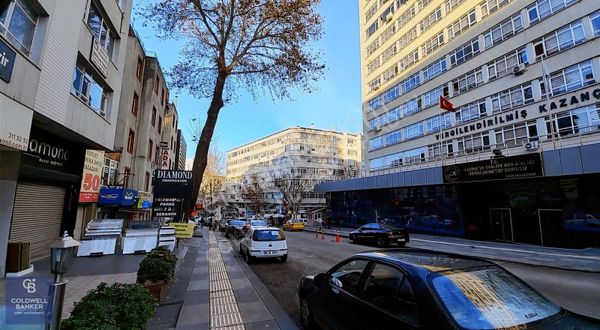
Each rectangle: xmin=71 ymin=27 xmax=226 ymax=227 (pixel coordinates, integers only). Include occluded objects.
xmin=298 ymin=249 xmax=599 ymax=330
xmin=348 ymin=223 xmax=409 ymax=247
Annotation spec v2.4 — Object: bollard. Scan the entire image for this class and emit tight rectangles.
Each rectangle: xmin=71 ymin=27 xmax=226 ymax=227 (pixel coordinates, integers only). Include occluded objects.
xmin=335 ymin=230 xmax=341 ymax=243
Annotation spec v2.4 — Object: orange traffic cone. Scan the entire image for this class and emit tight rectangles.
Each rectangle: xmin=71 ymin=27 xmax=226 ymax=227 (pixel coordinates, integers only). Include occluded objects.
xmin=335 ymin=230 xmax=341 ymax=243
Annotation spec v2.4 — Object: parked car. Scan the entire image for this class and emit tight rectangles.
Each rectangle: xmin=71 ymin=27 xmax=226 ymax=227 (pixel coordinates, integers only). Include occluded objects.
xmin=228 ymin=219 xmax=247 ymax=239
xmin=283 ymin=219 xmax=305 ymax=231
xmin=298 ymin=249 xmax=600 ymax=330
xmin=239 ymin=227 xmax=288 ymax=263
xmin=348 ymin=223 xmax=409 ymax=247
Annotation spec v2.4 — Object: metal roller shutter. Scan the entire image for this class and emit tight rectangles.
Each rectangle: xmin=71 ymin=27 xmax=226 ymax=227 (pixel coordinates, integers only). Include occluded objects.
xmin=10 ymin=184 xmax=66 ymax=261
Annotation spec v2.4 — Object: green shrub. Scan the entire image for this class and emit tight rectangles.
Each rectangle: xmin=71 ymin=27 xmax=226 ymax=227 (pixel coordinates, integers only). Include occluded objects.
xmin=136 ymin=246 xmax=177 ymax=284
xmin=61 ymin=282 xmax=157 ymax=330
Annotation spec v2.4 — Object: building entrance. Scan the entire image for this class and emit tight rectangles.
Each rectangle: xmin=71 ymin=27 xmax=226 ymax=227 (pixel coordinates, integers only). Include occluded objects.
xmin=489 ymin=208 xmax=513 ymax=242
xmin=538 ymin=209 xmax=564 ymax=247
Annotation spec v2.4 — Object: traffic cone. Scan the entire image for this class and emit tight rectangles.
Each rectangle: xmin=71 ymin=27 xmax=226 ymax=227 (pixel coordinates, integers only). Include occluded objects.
xmin=335 ymin=230 xmax=341 ymax=243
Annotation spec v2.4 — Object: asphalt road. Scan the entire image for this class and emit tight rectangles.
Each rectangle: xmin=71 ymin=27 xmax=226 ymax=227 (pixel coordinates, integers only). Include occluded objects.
xmin=229 ymin=231 xmax=600 ymax=327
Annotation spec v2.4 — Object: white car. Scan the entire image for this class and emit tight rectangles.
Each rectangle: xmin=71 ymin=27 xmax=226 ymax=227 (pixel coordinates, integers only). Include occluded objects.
xmin=239 ymin=227 xmax=288 ymax=263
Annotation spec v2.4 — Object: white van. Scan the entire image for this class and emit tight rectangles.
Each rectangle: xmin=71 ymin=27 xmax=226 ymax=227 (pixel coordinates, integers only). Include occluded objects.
xmin=239 ymin=227 xmax=288 ymax=263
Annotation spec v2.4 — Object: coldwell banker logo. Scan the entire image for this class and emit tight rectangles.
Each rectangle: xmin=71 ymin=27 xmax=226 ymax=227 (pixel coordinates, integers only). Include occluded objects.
xmin=5 ymin=276 xmax=52 ymax=325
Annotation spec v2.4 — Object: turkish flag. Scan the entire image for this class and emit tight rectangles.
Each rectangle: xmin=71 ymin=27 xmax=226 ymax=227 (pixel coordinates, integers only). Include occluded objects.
xmin=439 ymin=96 xmax=455 ymax=112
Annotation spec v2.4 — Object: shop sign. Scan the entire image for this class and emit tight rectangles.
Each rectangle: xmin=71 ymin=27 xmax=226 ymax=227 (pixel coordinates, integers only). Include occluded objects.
xmin=152 ymin=197 xmax=182 ymax=222
xmin=152 ymin=170 xmax=193 ymax=198
xmin=0 ymin=38 xmax=16 ymax=82
xmin=538 ymin=87 xmax=600 ymax=113
xmin=4 ymin=276 xmax=53 ymax=326
xmin=442 ymin=153 xmax=543 ymax=183
xmin=0 ymin=94 xmax=32 ymax=151
xmin=98 ymin=188 xmax=138 ymax=206
xmin=169 ymin=222 xmax=195 ymax=238
xmin=79 ymin=149 xmax=105 ymax=203
xmin=104 ymin=152 xmax=121 ymax=161
xmin=161 ymin=148 xmax=170 ymax=169
xmin=23 ymin=127 xmax=84 ymax=174
xmin=90 ymin=37 xmax=109 ymax=77
xmin=137 ymin=191 xmax=152 ymax=209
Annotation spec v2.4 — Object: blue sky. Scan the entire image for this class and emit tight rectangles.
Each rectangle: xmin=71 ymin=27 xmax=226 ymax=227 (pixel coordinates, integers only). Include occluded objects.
xmin=133 ymin=1 xmax=363 ymax=158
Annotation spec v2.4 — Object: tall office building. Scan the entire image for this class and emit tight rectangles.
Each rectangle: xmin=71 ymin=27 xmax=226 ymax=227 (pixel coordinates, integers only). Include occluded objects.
xmin=226 ymin=127 xmax=361 ymax=216
xmin=317 ymin=0 xmax=600 ymax=248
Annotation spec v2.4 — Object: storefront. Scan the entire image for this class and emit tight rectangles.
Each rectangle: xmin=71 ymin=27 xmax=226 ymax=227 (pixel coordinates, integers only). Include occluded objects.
xmin=9 ymin=126 xmax=85 ymax=261
xmin=322 ymin=151 xmax=600 ymax=249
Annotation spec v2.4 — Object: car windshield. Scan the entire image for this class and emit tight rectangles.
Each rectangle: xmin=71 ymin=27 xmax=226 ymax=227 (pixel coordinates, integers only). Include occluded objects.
xmin=251 ymin=220 xmax=267 ymax=226
xmin=380 ymin=224 xmax=400 ymax=231
xmin=430 ymin=266 xmax=561 ymax=329
xmin=253 ymin=229 xmax=286 ymax=241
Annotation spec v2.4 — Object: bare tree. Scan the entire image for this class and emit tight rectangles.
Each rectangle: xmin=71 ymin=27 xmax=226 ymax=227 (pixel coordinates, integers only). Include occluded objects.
xmin=199 ymin=147 xmax=226 ymax=209
xmin=242 ymin=174 xmax=265 ymax=215
xmin=142 ymin=1 xmax=325 ymax=215
xmin=272 ymin=170 xmax=314 ymax=219
xmin=337 ymin=161 xmax=360 ymax=180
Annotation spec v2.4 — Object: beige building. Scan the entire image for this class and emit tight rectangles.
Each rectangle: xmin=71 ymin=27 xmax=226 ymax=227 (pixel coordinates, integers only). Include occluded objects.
xmin=225 ymin=127 xmax=361 ymax=216
xmin=360 ymin=0 xmax=600 ymax=173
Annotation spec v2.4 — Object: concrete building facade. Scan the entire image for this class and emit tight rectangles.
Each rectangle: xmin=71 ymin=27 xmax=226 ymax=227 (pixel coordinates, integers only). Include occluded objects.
xmin=0 ymin=0 xmax=133 ymax=276
xmin=317 ymin=0 xmax=600 ymax=248
xmin=226 ymin=127 xmax=361 ymax=216
xmin=175 ymin=129 xmax=187 ymax=170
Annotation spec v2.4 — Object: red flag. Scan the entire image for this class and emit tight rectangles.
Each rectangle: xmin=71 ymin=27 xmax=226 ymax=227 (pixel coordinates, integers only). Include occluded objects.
xmin=439 ymin=96 xmax=455 ymax=112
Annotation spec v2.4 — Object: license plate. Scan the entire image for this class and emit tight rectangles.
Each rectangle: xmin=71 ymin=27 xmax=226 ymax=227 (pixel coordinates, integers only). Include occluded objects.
xmin=397 ymin=238 xmax=406 ymax=242
xmin=264 ymin=251 xmax=276 ymax=255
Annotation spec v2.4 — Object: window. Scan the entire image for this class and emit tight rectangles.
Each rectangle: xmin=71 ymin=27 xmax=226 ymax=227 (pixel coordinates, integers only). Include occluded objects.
xmin=591 ymin=11 xmax=600 ymax=37
xmin=419 ymin=6 xmax=441 ymax=33
xmin=495 ymin=121 xmax=538 ymax=148
xmin=546 ymin=104 xmax=600 ymax=138
xmin=449 ymin=39 xmax=479 ymax=67
xmin=540 ymin=60 xmax=595 ymax=97
xmin=533 ymin=20 xmax=585 ymax=59
xmin=102 ymin=158 xmax=118 ymax=186
xmin=382 ymin=65 xmax=398 ymax=82
xmin=381 ymin=43 xmax=397 ymax=65
xmin=423 ymin=85 xmax=448 ymax=108
xmin=367 ymin=57 xmax=381 ymax=75
xmin=363 ymin=264 xmax=417 ymax=324
xmin=455 ymin=99 xmax=486 ymax=124
xmin=87 ymin=2 xmax=115 ymax=57
xmin=72 ymin=63 xmax=109 ymax=117
xmin=422 ymin=58 xmax=447 ymax=82
xmin=161 ymin=88 xmax=165 ymax=106
xmin=483 ymin=13 xmax=523 ymax=49
xmin=480 ymin=0 xmax=512 ymax=18
xmin=367 ymin=21 xmax=378 ymax=38
xmin=368 ymin=77 xmax=381 ymax=93
xmin=426 ymin=113 xmax=452 ymax=133
xmin=368 ymin=96 xmax=382 ymax=111
xmin=528 ymin=0 xmax=576 ymax=25
xmin=144 ymin=172 xmax=150 ymax=191
xmin=421 ymin=32 xmax=444 ymax=57
xmin=398 ymin=27 xmax=417 ymax=50
xmin=328 ymin=259 xmax=369 ymax=295
xmin=488 ymin=48 xmax=528 ymax=80
xmin=491 ymin=83 xmax=534 ymax=113
xmin=158 ymin=116 xmax=163 ymax=134
xmin=447 ymin=10 xmax=476 ymax=40
xmin=127 ymin=129 xmax=135 ymax=154
xmin=402 ymin=98 xmax=421 ymax=117
xmin=445 ymin=0 xmax=466 ymax=13
xmin=131 ymin=92 xmax=139 ymax=116
xmin=0 ymin=0 xmax=39 ymax=55
xmin=366 ymin=39 xmax=380 ymax=57
xmin=147 ymin=139 xmax=153 ymax=160
xmin=155 ymin=145 xmax=160 ymax=164
xmin=154 ymin=76 xmax=160 ymax=94
xmin=380 ymin=20 xmax=397 ymax=44
xmin=382 ymin=85 xmax=400 ymax=104
xmin=452 ymin=68 xmax=483 ymax=95
xmin=136 ymin=57 xmax=143 ymax=80
xmin=457 ymin=132 xmax=491 ymax=154
xmin=397 ymin=4 xmax=415 ymax=30
xmin=401 ymin=72 xmax=420 ymax=94
xmin=403 ymin=122 xmax=424 ymax=140
xmin=151 ymin=107 xmax=157 ymax=127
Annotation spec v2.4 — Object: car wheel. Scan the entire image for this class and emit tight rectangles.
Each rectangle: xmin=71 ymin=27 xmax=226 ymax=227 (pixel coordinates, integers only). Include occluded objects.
xmin=377 ymin=237 xmax=386 ymax=248
xmin=245 ymin=249 xmax=253 ymax=264
xmin=280 ymin=254 xmax=288 ymax=263
xmin=300 ymin=296 xmax=316 ymax=330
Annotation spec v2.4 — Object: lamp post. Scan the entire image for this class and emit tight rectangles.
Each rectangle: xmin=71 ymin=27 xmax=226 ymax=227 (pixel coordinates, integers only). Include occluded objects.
xmin=48 ymin=231 xmax=81 ymax=330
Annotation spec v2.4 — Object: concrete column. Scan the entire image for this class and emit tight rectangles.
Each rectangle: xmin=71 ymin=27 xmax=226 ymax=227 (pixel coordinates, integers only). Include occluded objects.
xmin=0 ymin=151 xmax=21 ymax=277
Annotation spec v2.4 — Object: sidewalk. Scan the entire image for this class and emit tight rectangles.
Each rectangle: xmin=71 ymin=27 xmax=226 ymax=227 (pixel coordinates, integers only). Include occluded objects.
xmin=305 ymin=226 xmax=600 ymax=272
xmin=149 ymin=227 xmax=298 ymax=329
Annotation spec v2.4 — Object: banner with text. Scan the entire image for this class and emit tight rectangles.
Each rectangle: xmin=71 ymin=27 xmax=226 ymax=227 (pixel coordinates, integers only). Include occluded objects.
xmin=442 ymin=153 xmax=543 ymax=183
xmin=79 ymin=149 xmax=105 ymax=202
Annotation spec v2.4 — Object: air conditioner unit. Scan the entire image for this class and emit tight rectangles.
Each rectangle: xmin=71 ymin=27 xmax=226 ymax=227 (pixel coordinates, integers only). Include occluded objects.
xmin=513 ymin=64 xmax=527 ymax=76
xmin=524 ymin=141 xmax=539 ymax=151
xmin=374 ymin=125 xmax=382 ymax=132
xmin=373 ymin=86 xmax=380 ymax=91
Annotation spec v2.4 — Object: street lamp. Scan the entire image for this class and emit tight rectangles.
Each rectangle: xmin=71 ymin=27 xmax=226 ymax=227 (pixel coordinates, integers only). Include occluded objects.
xmin=48 ymin=231 xmax=81 ymax=330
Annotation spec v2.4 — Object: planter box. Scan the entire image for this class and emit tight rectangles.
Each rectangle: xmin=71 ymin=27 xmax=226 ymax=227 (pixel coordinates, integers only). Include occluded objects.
xmin=143 ymin=281 xmax=171 ymax=302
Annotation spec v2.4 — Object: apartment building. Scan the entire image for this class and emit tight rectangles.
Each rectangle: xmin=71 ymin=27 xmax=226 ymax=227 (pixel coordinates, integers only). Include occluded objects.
xmin=175 ymin=129 xmax=187 ymax=170
xmin=161 ymin=102 xmax=180 ymax=170
xmin=226 ymin=127 xmax=361 ymax=216
xmin=317 ymin=0 xmax=600 ymax=248
xmin=0 ymin=0 xmax=133 ymax=275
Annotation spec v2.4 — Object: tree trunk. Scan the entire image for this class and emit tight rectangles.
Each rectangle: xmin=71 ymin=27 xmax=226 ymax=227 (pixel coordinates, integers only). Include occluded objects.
xmin=184 ymin=73 xmax=227 ymax=219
